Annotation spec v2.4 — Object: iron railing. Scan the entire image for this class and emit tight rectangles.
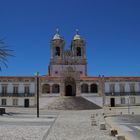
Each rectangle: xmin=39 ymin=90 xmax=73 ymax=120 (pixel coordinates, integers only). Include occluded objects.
xmin=0 ymin=93 xmax=35 ymax=97
xmin=105 ymin=92 xmax=140 ymax=96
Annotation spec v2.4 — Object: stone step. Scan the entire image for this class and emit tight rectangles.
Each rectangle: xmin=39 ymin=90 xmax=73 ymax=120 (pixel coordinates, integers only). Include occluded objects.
xmin=41 ymin=96 xmax=102 ymax=110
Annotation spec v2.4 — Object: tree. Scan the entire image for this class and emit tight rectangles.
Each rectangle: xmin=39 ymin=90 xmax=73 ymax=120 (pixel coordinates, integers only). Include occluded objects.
xmin=0 ymin=39 xmax=13 ymax=70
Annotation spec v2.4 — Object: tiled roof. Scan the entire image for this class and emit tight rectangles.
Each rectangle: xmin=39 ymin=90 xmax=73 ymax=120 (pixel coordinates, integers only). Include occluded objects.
xmin=0 ymin=76 xmax=34 ymax=79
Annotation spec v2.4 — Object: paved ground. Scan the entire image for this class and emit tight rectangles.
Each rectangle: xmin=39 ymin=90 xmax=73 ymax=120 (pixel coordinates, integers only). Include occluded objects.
xmin=104 ymin=106 xmax=140 ymax=140
xmin=0 ymin=112 xmax=57 ymax=140
xmin=0 ymin=107 xmax=116 ymax=140
xmin=46 ymin=110 xmax=116 ymax=140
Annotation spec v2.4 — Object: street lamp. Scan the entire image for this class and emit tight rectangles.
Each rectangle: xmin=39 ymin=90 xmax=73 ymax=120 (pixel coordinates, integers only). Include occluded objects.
xmin=35 ymin=72 xmax=40 ymax=118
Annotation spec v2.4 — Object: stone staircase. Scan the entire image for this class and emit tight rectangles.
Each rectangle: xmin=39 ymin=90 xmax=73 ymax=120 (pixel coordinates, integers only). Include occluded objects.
xmin=41 ymin=96 xmax=102 ymax=110
xmin=82 ymin=93 xmax=103 ymax=107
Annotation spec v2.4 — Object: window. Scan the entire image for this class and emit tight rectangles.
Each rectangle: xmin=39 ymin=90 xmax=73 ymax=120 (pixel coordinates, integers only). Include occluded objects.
xmin=120 ymin=84 xmax=125 ymax=93
xmin=24 ymin=86 xmax=30 ymax=94
xmin=130 ymin=97 xmax=135 ymax=104
xmin=80 ymin=71 xmax=83 ymax=75
xmin=130 ymin=84 xmax=135 ymax=94
xmin=13 ymin=99 xmax=18 ymax=106
xmin=13 ymin=86 xmax=18 ymax=94
xmin=2 ymin=86 xmax=7 ymax=96
xmin=120 ymin=97 xmax=125 ymax=104
xmin=55 ymin=46 xmax=60 ymax=56
xmin=110 ymin=84 xmax=115 ymax=93
xmin=1 ymin=99 xmax=6 ymax=105
xmin=76 ymin=47 xmax=81 ymax=56
xmin=55 ymin=71 xmax=58 ymax=74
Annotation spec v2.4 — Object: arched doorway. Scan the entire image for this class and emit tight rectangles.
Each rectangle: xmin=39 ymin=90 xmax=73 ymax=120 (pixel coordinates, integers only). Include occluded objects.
xmin=65 ymin=77 xmax=76 ymax=96
xmin=90 ymin=84 xmax=98 ymax=93
xmin=42 ymin=84 xmax=50 ymax=94
xmin=52 ymin=84 xmax=60 ymax=93
xmin=81 ymin=84 xmax=89 ymax=93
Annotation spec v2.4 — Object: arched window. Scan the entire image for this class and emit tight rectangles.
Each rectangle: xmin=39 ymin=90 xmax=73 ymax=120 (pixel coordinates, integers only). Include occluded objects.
xmin=90 ymin=84 xmax=98 ymax=93
xmin=42 ymin=84 xmax=50 ymax=93
xmin=76 ymin=47 xmax=81 ymax=56
xmin=81 ymin=84 xmax=88 ymax=93
xmin=52 ymin=84 xmax=60 ymax=93
xmin=55 ymin=46 xmax=60 ymax=56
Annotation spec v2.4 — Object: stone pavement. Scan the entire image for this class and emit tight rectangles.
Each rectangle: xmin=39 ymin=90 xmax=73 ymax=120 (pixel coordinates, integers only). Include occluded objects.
xmin=0 ymin=108 xmax=116 ymax=140
xmin=46 ymin=110 xmax=116 ymax=140
xmin=0 ymin=114 xmax=56 ymax=140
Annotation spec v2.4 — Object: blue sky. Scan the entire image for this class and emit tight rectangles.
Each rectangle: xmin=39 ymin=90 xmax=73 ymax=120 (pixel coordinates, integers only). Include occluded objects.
xmin=0 ymin=0 xmax=140 ymax=76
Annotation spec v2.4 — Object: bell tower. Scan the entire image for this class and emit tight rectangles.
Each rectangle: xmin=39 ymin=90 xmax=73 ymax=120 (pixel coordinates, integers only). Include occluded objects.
xmin=70 ymin=29 xmax=87 ymax=76
xmin=49 ymin=29 xmax=65 ymax=76
xmin=71 ymin=29 xmax=86 ymax=59
xmin=50 ymin=29 xmax=64 ymax=60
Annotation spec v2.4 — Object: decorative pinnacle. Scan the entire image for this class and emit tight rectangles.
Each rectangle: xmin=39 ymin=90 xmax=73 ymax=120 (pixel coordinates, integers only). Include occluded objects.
xmin=76 ymin=29 xmax=79 ymax=35
xmin=56 ymin=28 xmax=59 ymax=34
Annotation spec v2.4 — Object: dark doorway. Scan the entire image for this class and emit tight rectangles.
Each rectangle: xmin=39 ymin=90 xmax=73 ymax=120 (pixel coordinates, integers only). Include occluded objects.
xmin=110 ymin=98 xmax=115 ymax=107
xmin=66 ymin=85 xmax=73 ymax=96
xmin=65 ymin=77 xmax=76 ymax=96
xmin=24 ymin=99 xmax=29 ymax=107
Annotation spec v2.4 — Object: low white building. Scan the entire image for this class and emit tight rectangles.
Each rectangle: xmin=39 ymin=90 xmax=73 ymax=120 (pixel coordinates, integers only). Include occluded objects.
xmin=0 ymin=76 xmax=35 ymax=107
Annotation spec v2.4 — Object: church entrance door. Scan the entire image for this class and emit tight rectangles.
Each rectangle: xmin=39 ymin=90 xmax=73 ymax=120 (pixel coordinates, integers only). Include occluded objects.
xmin=65 ymin=77 xmax=76 ymax=96
xmin=66 ymin=85 xmax=73 ymax=96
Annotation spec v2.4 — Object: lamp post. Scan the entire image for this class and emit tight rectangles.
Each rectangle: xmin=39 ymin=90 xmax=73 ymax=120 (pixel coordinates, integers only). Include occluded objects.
xmin=35 ymin=72 xmax=40 ymax=118
xmin=127 ymin=96 xmax=130 ymax=115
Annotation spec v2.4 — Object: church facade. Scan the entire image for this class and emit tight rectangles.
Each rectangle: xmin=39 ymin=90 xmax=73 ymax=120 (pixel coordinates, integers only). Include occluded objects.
xmin=0 ymin=30 xmax=140 ymax=107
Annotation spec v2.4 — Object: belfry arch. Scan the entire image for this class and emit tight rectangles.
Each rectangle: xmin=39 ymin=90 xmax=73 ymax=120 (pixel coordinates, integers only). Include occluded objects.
xmin=65 ymin=77 xmax=76 ymax=96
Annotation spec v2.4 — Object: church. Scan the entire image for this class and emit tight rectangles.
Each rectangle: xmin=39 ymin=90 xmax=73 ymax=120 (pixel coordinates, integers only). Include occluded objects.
xmin=0 ymin=29 xmax=140 ymax=107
